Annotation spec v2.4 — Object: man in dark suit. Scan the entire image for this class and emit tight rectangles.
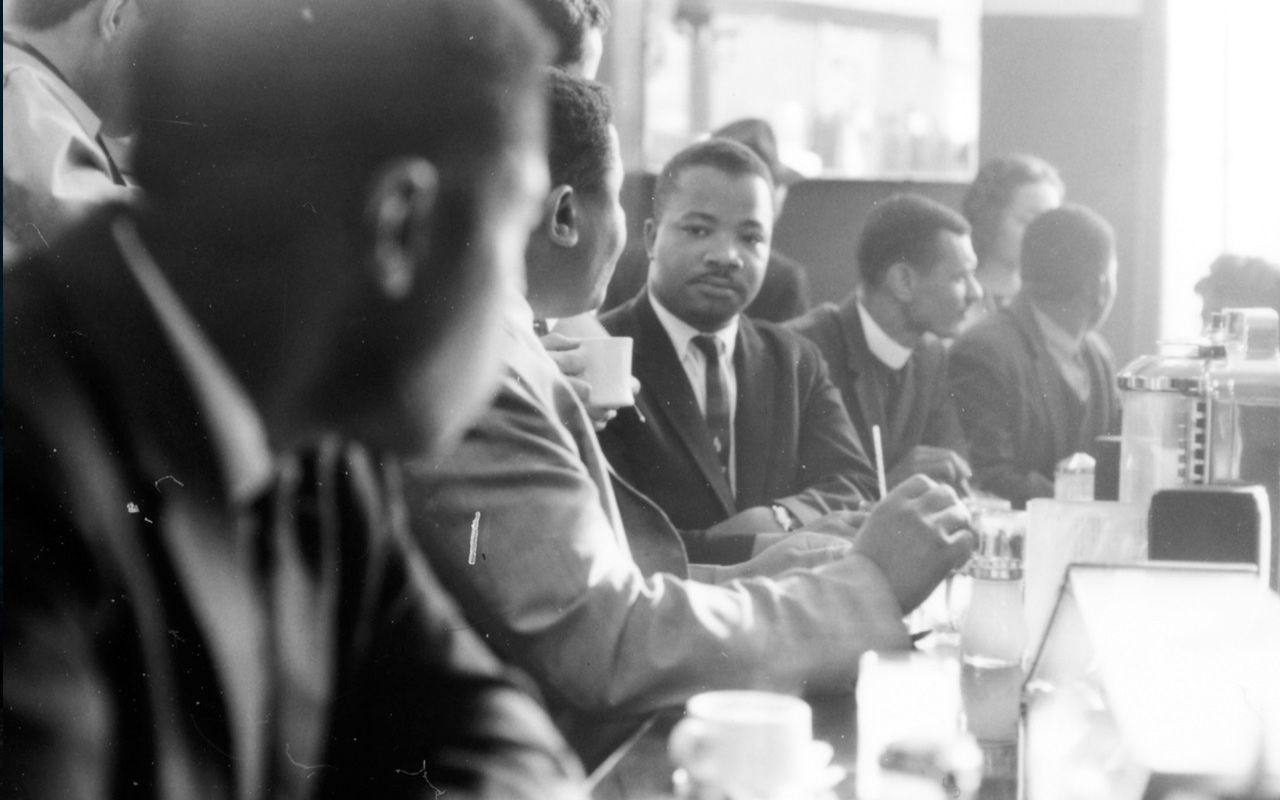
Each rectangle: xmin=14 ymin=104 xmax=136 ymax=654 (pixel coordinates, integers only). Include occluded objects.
xmin=949 ymin=204 xmax=1122 ymax=508
xmin=409 ymin=74 xmax=975 ymax=766
xmin=788 ymin=193 xmax=977 ymax=492
xmin=3 ymin=1 xmax=584 ymax=797
xmin=599 ymin=139 xmax=879 ymax=564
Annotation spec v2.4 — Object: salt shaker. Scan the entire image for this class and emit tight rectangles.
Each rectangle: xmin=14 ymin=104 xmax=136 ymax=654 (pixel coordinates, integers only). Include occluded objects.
xmin=1054 ymin=452 xmax=1096 ymax=501
xmin=959 ymin=510 xmax=1028 ymax=668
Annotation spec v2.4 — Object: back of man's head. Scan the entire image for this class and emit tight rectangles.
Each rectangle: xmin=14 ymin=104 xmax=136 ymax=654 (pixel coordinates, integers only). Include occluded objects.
xmin=652 ymin=138 xmax=774 ymax=221
xmin=547 ymin=68 xmax=613 ymax=195
xmin=858 ymin=193 xmax=970 ymax=288
xmin=133 ymin=0 xmax=548 ymax=262
xmin=9 ymin=0 xmax=104 ymax=30
xmin=1020 ymin=204 xmax=1115 ymax=299
xmin=520 ymin=0 xmax=609 ymax=72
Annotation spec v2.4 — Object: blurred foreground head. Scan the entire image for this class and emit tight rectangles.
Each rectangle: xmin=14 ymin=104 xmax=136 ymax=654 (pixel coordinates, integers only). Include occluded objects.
xmin=131 ymin=0 xmax=551 ymax=456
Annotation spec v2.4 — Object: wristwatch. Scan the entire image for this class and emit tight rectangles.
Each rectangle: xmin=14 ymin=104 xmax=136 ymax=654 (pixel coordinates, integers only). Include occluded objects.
xmin=770 ymin=503 xmax=799 ymax=532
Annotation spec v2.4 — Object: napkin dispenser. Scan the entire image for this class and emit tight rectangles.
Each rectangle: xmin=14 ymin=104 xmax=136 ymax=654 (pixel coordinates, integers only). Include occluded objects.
xmin=1021 ymin=563 xmax=1280 ymax=800
xmin=1117 ymin=307 xmax=1280 ymax=588
xmin=1149 ymin=484 xmax=1272 ymax=588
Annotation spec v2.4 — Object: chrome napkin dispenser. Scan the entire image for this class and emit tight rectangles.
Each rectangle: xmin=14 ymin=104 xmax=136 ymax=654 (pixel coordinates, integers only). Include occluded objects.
xmin=1021 ymin=563 xmax=1280 ymax=800
xmin=1117 ymin=307 xmax=1280 ymax=589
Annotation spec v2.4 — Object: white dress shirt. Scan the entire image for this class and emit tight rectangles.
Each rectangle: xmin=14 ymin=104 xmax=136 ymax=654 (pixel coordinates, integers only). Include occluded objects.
xmin=857 ymin=301 xmax=914 ymax=371
xmin=649 ymin=291 xmax=740 ymax=492
xmin=3 ymin=35 xmax=134 ymax=260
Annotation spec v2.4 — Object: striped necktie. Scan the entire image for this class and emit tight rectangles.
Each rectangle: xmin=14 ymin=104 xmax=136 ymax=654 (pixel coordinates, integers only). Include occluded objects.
xmin=691 ymin=334 xmax=732 ymax=476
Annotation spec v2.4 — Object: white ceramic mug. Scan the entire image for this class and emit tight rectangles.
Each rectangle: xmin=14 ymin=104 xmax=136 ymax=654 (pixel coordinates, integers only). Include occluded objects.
xmin=577 ymin=336 xmax=634 ymax=408
xmin=856 ymin=652 xmax=964 ymax=800
xmin=668 ymin=690 xmax=820 ymax=800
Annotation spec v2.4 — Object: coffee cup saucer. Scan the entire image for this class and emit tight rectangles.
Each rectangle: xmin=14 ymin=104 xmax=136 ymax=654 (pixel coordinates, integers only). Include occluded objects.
xmin=798 ymin=740 xmax=847 ymax=792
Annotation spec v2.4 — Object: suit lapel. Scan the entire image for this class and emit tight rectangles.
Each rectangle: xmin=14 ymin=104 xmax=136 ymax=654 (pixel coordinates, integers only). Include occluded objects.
xmin=1011 ymin=299 xmax=1074 ymax=461
xmin=733 ymin=318 xmax=775 ymax=507
xmin=841 ymin=308 xmax=885 ymax=453
xmin=630 ymin=294 xmax=737 ymax=515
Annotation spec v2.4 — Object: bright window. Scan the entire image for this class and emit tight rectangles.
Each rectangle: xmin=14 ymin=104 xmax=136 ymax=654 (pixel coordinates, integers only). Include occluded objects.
xmin=641 ymin=0 xmax=981 ymax=178
xmin=1161 ymin=0 xmax=1280 ymax=340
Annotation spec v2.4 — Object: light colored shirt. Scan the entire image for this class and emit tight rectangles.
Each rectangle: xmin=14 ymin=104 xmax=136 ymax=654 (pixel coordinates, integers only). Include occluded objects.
xmin=1030 ymin=302 xmax=1091 ymax=403
xmin=649 ymin=290 xmax=740 ymax=491
xmin=4 ymin=35 xmax=133 ymax=260
xmin=858 ymin=300 xmax=914 ymax=371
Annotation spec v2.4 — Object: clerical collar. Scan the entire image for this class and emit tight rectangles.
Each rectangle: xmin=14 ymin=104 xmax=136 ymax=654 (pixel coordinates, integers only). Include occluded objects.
xmin=650 ymin=290 xmax=739 ymax=362
xmin=857 ymin=301 xmax=913 ymax=371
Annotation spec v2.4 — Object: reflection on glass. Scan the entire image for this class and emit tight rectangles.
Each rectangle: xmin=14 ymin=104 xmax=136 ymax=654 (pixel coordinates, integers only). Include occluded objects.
xmin=642 ymin=0 xmax=980 ymax=178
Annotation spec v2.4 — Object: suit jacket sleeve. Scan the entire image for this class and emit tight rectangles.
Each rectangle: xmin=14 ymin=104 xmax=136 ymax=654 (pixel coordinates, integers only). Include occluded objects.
xmin=1 ymin=415 xmax=585 ymax=800
xmin=948 ymin=333 xmax=1054 ymax=506
xmin=404 ymin=364 xmax=910 ymax=722
xmin=775 ymin=338 xmax=880 ymax=518
xmin=320 ymin=448 xmax=588 ymax=800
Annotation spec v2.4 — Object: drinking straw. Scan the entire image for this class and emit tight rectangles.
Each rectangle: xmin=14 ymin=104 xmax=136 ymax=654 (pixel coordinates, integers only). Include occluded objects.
xmin=872 ymin=424 xmax=888 ymax=500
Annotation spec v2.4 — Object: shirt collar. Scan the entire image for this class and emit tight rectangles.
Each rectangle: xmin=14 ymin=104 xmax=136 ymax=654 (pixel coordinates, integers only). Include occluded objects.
xmin=857 ymin=300 xmax=913 ymax=370
xmin=649 ymin=289 xmax=739 ymax=362
xmin=3 ymin=34 xmax=104 ymax=140
xmin=1030 ymin=301 xmax=1085 ymax=358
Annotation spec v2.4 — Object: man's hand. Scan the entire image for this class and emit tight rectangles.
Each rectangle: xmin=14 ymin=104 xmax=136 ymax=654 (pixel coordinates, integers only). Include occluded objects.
xmin=541 ymin=332 xmax=586 ymax=379
xmin=802 ymin=509 xmax=870 ymax=539
xmin=745 ymin=508 xmax=868 ymax=557
xmin=852 ymin=475 xmax=975 ymax=614
xmin=539 ymin=332 xmax=620 ymax=430
xmin=887 ymin=446 xmax=973 ymax=493
xmin=724 ymin=531 xmax=854 ymax=581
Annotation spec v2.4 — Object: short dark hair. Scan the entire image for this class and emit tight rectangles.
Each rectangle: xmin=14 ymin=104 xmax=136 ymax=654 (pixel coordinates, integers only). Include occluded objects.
xmin=1020 ymin=204 xmax=1115 ymax=298
xmin=963 ymin=154 xmax=1064 ymax=262
xmin=133 ymin=0 xmax=548 ymax=247
xmin=546 ymin=68 xmax=613 ymax=196
xmin=131 ymin=0 xmax=550 ymax=342
xmin=520 ymin=0 xmax=610 ymax=69
xmin=652 ymin=138 xmax=774 ymax=221
xmin=857 ymin=193 xmax=971 ymax=288
xmin=10 ymin=0 xmax=97 ymax=29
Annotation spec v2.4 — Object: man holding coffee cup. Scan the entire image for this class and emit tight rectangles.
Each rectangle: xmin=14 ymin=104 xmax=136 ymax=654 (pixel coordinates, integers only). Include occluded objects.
xmin=406 ymin=70 xmax=975 ymax=764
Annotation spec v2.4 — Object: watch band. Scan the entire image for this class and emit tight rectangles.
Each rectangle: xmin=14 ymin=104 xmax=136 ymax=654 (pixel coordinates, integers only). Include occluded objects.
xmin=770 ymin=503 xmax=799 ymax=532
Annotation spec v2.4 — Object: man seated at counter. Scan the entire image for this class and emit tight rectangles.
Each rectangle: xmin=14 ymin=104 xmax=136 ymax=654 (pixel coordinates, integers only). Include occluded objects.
xmin=949 ymin=204 xmax=1121 ymax=508
xmin=597 ymin=139 xmax=880 ymax=564
xmin=407 ymin=70 xmax=976 ymax=762
xmin=788 ymin=193 xmax=978 ymax=493
xmin=3 ymin=1 xmax=588 ymax=797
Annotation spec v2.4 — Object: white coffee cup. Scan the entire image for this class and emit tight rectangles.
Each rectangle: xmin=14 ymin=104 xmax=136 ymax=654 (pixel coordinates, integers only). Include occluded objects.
xmin=577 ymin=336 xmax=634 ymax=408
xmin=668 ymin=690 xmax=821 ymax=800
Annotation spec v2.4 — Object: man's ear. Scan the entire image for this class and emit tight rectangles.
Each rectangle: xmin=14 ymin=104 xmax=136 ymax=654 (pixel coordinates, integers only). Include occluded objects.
xmin=99 ymin=0 xmax=131 ymax=41
xmin=643 ymin=218 xmax=658 ymax=259
xmin=884 ymin=260 xmax=916 ymax=303
xmin=545 ymin=185 xmax=579 ymax=248
xmin=364 ymin=157 xmax=439 ymax=300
